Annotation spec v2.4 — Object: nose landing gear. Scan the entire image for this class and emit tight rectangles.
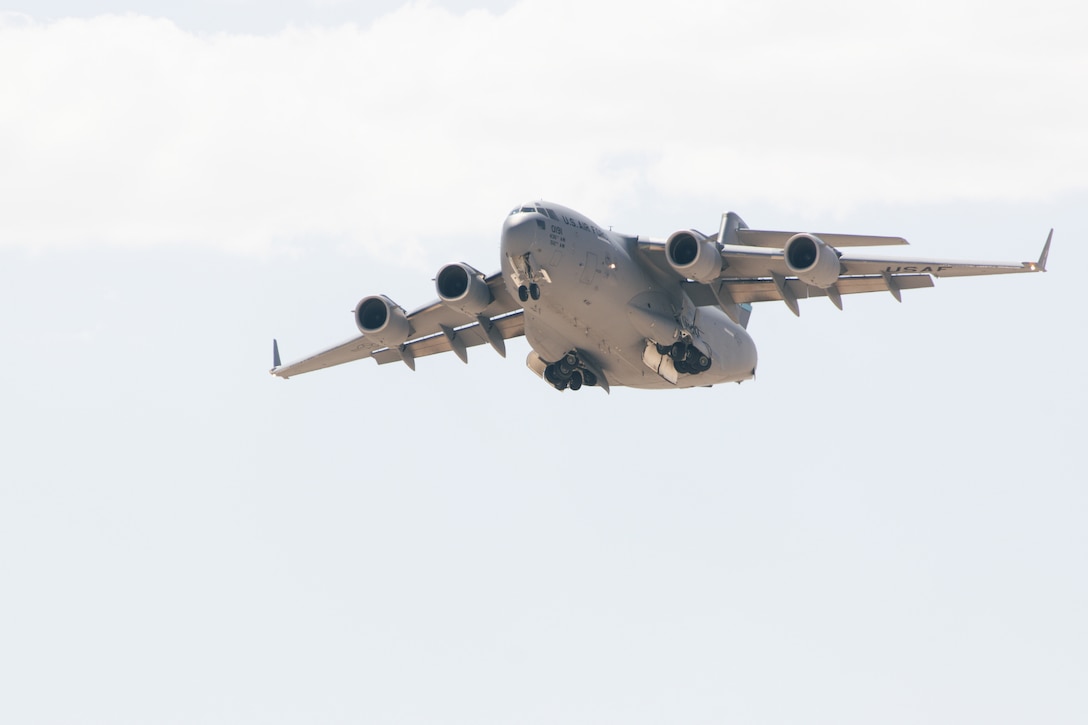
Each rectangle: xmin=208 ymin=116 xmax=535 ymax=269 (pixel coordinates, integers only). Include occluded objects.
xmin=517 ymin=283 xmax=541 ymax=302
xmin=543 ymin=351 xmax=598 ymax=391
xmin=510 ymin=253 xmax=547 ymax=304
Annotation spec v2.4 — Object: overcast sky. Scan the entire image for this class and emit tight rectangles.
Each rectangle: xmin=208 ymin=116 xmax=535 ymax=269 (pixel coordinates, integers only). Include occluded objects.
xmin=1 ymin=2 xmax=1085 ymax=724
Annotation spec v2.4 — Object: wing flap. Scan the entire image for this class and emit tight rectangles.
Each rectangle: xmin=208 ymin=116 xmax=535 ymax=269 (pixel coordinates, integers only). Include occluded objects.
xmin=728 ymin=274 xmax=934 ymax=304
xmin=372 ymin=311 xmax=525 ymax=365
xmin=684 ymin=275 xmax=934 ymax=306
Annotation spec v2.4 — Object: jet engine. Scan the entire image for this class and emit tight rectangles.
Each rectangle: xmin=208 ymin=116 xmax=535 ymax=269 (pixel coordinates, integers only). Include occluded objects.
xmin=784 ymin=233 xmax=841 ymax=288
xmin=666 ymin=230 xmax=722 ymax=283
xmin=436 ymin=262 xmax=493 ymax=316
xmin=354 ymin=295 xmax=410 ymax=348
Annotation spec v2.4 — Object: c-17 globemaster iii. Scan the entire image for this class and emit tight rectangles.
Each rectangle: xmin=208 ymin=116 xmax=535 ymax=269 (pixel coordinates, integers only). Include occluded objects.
xmin=270 ymin=202 xmax=1050 ymax=392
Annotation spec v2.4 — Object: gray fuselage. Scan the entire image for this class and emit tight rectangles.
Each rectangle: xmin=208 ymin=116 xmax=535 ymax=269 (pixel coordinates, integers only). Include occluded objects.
xmin=500 ymin=201 xmax=757 ymax=390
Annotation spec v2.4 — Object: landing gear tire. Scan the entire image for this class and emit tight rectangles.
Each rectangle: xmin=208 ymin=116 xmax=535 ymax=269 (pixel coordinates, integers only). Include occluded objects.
xmin=517 ymin=285 xmax=529 ymax=302
xmin=529 ymin=283 xmax=541 ymax=300
xmin=664 ymin=340 xmax=712 ymax=376
xmin=543 ymin=351 xmax=595 ymax=391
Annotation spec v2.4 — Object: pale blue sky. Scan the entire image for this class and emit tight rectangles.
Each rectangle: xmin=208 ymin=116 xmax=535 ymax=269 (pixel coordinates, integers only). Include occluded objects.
xmin=1 ymin=2 xmax=1084 ymax=724
xmin=3 ymin=0 xmax=520 ymax=32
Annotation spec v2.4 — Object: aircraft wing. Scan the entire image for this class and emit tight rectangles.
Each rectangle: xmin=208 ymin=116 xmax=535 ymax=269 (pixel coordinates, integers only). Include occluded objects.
xmin=271 ymin=271 xmax=523 ymax=378
xmin=643 ymin=226 xmax=1051 ymax=317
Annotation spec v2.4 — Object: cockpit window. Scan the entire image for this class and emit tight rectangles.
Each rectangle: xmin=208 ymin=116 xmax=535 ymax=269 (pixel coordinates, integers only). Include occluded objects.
xmin=521 ymin=206 xmax=535 ymax=213
xmin=545 ymin=208 xmax=559 ymax=221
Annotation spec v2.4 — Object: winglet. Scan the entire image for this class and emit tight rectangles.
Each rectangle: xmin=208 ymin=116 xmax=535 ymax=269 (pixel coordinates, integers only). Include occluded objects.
xmin=1031 ymin=229 xmax=1052 ymax=272
xmin=272 ymin=339 xmax=282 ymax=368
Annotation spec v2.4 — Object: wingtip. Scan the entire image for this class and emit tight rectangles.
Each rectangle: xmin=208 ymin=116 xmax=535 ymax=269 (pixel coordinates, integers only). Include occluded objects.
xmin=1025 ymin=229 xmax=1052 ymax=272
xmin=1037 ymin=229 xmax=1052 ymax=272
xmin=272 ymin=339 xmax=282 ymax=369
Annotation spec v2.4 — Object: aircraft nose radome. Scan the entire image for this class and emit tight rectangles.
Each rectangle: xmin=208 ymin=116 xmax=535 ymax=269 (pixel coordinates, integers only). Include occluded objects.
xmin=501 ymin=214 xmax=539 ymax=255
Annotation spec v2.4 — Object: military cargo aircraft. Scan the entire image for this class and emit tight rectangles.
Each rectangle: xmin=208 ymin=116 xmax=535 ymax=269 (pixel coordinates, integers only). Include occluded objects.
xmin=270 ymin=202 xmax=1050 ymax=392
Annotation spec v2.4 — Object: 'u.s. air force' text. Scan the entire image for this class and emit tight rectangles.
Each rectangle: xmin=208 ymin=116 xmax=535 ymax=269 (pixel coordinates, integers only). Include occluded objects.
xmin=884 ymin=265 xmax=954 ymax=273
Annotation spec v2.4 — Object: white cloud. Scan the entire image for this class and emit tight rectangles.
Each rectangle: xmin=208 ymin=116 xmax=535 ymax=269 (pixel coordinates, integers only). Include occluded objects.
xmin=1 ymin=1 xmax=1085 ymax=258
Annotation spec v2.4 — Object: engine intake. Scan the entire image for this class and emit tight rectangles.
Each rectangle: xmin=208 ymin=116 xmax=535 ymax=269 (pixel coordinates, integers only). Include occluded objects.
xmin=666 ymin=230 xmax=722 ymax=283
xmin=436 ymin=263 xmax=493 ymax=316
xmin=784 ymin=233 xmax=840 ymax=288
xmin=354 ymin=295 xmax=411 ymax=348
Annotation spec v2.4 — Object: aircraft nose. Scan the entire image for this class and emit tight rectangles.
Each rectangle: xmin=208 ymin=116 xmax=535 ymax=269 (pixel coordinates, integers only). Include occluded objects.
xmin=501 ymin=213 xmax=543 ymax=256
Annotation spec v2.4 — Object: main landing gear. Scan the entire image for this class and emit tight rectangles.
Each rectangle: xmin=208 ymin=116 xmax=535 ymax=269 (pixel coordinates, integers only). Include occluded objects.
xmin=657 ymin=341 xmax=712 ymax=375
xmin=543 ymin=351 xmax=598 ymax=391
xmin=517 ymin=283 xmax=541 ymax=302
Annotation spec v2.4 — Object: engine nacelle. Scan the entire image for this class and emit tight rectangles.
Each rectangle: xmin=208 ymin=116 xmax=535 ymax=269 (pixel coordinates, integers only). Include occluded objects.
xmin=666 ymin=230 xmax=722 ymax=283
xmin=354 ymin=294 xmax=410 ymax=348
xmin=784 ymin=233 xmax=841 ymax=288
xmin=436 ymin=262 xmax=493 ymax=316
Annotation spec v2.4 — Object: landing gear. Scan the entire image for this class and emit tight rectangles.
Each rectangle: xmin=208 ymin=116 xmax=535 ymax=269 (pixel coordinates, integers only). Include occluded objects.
xmin=543 ymin=351 xmax=598 ymax=392
xmin=659 ymin=340 xmax=712 ymax=375
xmin=516 ymin=283 xmax=541 ymax=302
xmin=511 ymin=253 xmax=546 ymax=304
